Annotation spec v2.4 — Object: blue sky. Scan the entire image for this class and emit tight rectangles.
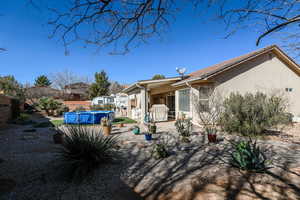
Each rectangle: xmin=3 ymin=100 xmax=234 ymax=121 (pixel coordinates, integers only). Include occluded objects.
xmin=0 ymin=1 xmax=279 ymax=85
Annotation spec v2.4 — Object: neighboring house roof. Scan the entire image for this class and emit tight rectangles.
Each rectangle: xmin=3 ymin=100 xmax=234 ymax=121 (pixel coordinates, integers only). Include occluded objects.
xmin=65 ymin=82 xmax=90 ymax=89
xmin=173 ymin=45 xmax=300 ymax=86
xmin=64 ymin=82 xmax=90 ymax=95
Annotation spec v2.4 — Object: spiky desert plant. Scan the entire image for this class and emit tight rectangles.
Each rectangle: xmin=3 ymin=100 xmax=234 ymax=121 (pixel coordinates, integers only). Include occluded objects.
xmin=151 ymin=134 xmax=173 ymax=159
xmin=230 ymin=138 xmax=270 ymax=172
xmin=175 ymin=118 xmax=192 ymax=138
xmin=57 ymin=126 xmax=118 ymax=182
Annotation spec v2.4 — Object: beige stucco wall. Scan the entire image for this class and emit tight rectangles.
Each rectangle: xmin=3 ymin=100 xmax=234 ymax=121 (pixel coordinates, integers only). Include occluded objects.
xmin=175 ymin=52 xmax=300 ymax=123
xmin=212 ymin=53 xmax=300 ymax=117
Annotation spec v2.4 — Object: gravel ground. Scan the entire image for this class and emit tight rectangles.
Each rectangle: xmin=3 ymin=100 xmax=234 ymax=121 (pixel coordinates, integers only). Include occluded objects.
xmin=0 ymin=118 xmax=300 ymax=200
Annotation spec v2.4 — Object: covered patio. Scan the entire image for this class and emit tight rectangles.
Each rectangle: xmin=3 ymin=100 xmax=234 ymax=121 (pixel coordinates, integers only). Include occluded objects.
xmin=123 ymin=77 xmax=181 ymax=122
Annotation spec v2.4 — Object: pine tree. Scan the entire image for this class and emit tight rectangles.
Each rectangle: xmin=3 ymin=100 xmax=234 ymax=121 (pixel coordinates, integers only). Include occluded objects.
xmin=34 ymin=75 xmax=52 ymax=87
xmin=89 ymin=70 xmax=110 ymax=98
xmin=152 ymin=74 xmax=165 ymax=80
xmin=0 ymin=75 xmax=25 ymax=100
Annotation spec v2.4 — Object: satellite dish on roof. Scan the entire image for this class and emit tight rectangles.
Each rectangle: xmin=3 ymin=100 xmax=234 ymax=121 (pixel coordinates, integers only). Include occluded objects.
xmin=176 ymin=67 xmax=186 ymax=78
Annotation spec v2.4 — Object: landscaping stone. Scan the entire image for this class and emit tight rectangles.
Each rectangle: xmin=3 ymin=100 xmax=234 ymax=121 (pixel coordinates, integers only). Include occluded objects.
xmin=21 ymin=133 xmax=39 ymax=140
xmin=0 ymin=178 xmax=16 ymax=194
xmin=0 ymin=121 xmax=300 ymax=200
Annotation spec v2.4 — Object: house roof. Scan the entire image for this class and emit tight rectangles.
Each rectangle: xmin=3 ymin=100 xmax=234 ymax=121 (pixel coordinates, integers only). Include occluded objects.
xmin=122 ymin=45 xmax=300 ymax=93
xmin=172 ymin=45 xmax=300 ymax=86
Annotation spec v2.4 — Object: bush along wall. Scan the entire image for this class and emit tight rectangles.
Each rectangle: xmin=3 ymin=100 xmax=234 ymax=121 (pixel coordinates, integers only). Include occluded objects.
xmin=219 ymin=92 xmax=292 ymax=136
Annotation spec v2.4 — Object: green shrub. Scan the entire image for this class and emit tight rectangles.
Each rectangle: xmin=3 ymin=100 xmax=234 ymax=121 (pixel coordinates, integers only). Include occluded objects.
xmin=18 ymin=113 xmax=30 ymax=121
xmin=57 ymin=126 xmax=118 ymax=182
xmin=73 ymin=106 xmax=86 ymax=112
xmin=12 ymin=113 xmax=34 ymax=125
xmin=175 ymin=118 xmax=192 ymax=138
xmin=56 ymin=105 xmax=69 ymax=116
xmin=37 ymin=97 xmax=63 ymax=116
xmin=220 ymin=92 xmax=292 ymax=135
xmin=230 ymin=138 xmax=270 ymax=172
xmin=151 ymin=135 xmax=171 ymax=159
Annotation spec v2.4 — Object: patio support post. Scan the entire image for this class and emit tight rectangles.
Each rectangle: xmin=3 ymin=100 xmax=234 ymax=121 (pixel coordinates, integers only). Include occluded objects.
xmin=140 ymin=87 xmax=148 ymax=122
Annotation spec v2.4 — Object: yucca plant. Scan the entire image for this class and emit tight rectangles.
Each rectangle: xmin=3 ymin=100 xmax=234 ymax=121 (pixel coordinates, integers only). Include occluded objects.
xmin=230 ymin=138 xmax=270 ymax=172
xmin=57 ymin=126 xmax=118 ymax=182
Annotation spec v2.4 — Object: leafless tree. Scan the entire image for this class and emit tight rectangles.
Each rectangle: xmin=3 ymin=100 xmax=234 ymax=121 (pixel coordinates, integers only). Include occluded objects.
xmin=109 ymin=81 xmax=125 ymax=94
xmin=192 ymin=87 xmax=224 ymax=132
xmin=217 ymin=0 xmax=300 ymax=56
xmin=28 ymin=0 xmax=300 ymax=56
xmin=46 ymin=0 xmax=178 ymax=55
xmin=50 ymin=69 xmax=91 ymax=90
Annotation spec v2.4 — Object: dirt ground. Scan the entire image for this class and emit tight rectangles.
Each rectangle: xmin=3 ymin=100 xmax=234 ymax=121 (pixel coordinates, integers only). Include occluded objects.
xmin=0 ymin=115 xmax=300 ymax=200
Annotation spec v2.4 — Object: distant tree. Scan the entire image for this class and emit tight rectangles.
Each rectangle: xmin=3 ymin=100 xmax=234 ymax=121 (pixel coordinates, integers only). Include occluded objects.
xmin=34 ymin=75 xmax=52 ymax=87
xmin=50 ymin=69 xmax=91 ymax=90
xmin=0 ymin=75 xmax=25 ymax=101
xmin=89 ymin=70 xmax=111 ymax=98
xmin=109 ymin=81 xmax=125 ymax=95
xmin=152 ymin=74 xmax=166 ymax=80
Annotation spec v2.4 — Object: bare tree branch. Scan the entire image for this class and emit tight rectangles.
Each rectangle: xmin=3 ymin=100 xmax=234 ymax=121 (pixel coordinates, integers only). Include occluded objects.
xmin=46 ymin=0 xmax=177 ymax=54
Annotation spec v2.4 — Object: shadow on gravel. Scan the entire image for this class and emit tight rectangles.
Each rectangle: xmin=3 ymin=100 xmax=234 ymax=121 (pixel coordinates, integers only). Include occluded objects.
xmin=122 ymin=133 xmax=300 ymax=200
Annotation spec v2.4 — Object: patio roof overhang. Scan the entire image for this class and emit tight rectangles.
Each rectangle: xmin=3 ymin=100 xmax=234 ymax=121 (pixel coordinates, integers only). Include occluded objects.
xmin=122 ymin=76 xmax=183 ymax=93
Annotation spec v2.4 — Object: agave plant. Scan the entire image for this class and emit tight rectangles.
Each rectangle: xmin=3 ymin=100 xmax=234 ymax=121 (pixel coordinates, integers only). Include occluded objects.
xmin=230 ymin=138 xmax=270 ymax=172
xmin=57 ymin=126 xmax=118 ymax=182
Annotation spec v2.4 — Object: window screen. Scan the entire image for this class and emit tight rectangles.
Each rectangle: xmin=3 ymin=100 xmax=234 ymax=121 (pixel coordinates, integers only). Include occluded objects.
xmin=179 ymin=89 xmax=190 ymax=112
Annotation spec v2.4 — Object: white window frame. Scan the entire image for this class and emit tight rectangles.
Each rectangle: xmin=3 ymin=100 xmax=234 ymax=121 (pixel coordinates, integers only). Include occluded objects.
xmin=178 ymin=88 xmax=190 ymax=112
xmin=198 ymin=86 xmax=212 ymax=112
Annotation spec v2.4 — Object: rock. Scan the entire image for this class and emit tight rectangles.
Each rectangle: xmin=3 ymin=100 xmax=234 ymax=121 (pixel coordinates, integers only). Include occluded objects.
xmin=137 ymin=143 xmax=147 ymax=148
xmin=0 ymin=178 xmax=16 ymax=194
xmin=21 ymin=133 xmax=39 ymax=140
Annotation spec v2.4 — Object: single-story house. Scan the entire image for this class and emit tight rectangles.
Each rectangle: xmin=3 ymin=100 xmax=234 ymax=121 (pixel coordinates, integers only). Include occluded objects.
xmin=123 ymin=45 xmax=300 ymax=123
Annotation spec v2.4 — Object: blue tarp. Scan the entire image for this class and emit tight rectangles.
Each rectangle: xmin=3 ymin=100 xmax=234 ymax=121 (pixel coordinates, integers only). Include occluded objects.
xmin=64 ymin=111 xmax=114 ymax=124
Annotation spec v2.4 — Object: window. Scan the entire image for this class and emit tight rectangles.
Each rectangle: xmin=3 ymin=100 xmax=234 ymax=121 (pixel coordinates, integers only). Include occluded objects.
xmin=285 ymin=88 xmax=293 ymax=92
xmin=198 ymin=86 xmax=211 ymax=112
xmin=108 ymin=98 xmax=114 ymax=103
xmin=98 ymin=100 xmax=104 ymax=104
xmin=179 ymin=89 xmax=190 ymax=112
